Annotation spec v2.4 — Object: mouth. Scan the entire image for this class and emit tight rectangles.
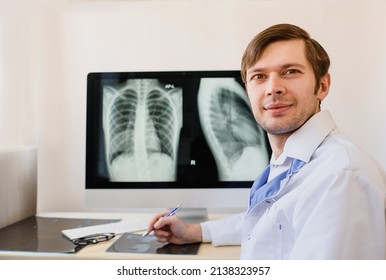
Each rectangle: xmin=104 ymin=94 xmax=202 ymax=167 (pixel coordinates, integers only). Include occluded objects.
xmin=264 ymin=103 xmax=292 ymax=115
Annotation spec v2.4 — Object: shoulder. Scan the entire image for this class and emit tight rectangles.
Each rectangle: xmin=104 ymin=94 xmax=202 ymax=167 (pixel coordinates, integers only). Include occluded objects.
xmin=309 ymin=129 xmax=386 ymax=192
xmin=316 ymin=130 xmax=378 ymax=169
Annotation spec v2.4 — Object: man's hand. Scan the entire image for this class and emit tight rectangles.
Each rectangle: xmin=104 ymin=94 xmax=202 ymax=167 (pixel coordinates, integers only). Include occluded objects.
xmin=146 ymin=210 xmax=202 ymax=244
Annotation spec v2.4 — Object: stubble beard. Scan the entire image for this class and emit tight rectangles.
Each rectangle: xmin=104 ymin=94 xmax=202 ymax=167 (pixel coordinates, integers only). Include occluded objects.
xmin=257 ymin=85 xmax=321 ymax=136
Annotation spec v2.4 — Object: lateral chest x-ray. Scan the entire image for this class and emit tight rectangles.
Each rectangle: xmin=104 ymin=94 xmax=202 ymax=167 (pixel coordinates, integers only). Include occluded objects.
xmin=101 ymin=76 xmax=269 ymax=183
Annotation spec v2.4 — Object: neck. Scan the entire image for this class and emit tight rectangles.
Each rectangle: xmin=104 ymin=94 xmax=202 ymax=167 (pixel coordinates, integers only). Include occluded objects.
xmin=268 ymin=133 xmax=291 ymax=159
xmin=267 ymin=110 xmax=321 ymax=159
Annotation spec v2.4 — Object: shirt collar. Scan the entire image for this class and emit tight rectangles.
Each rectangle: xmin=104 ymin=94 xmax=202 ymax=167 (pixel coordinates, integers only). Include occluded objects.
xmin=278 ymin=110 xmax=337 ymax=163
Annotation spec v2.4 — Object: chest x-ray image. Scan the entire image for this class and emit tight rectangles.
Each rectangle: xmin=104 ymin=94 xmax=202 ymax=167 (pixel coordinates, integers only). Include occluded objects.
xmin=197 ymin=78 xmax=269 ymax=181
xmin=100 ymin=74 xmax=269 ymax=183
xmin=102 ymin=79 xmax=183 ymax=182
xmin=107 ymin=233 xmax=200 ymax=255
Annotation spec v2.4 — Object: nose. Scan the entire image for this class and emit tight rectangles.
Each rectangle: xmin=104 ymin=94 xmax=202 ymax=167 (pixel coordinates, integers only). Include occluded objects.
xmin=265 ymin=74 xmax=285 ymax=95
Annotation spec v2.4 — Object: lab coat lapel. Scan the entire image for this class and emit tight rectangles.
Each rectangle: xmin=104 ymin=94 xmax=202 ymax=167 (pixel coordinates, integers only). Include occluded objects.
xmin=248 ymin=158 xmax=306 ymax=211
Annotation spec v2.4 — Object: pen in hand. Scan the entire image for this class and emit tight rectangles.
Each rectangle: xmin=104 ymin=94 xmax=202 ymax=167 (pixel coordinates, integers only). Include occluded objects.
xmin=142 ymin=204 xmax=182 ymax=237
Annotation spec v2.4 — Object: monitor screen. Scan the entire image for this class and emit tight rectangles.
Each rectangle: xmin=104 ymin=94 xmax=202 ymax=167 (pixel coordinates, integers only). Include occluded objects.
xmin=85 ymin=71 xmax=271 ymax=211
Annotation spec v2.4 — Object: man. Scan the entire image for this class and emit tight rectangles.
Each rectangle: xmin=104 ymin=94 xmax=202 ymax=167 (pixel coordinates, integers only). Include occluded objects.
xmin=146 ymin=23 xmax=386 ymax=259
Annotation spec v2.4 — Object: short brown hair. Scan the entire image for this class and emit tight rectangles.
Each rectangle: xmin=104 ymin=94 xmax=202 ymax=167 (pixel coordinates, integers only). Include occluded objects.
xmin=241 ymin=23 xmax=330 ymax=85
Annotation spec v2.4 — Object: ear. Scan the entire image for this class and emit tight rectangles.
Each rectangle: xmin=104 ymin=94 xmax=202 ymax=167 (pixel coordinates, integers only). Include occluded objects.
xmin=317 ymin=73 xmax=331 ymax=101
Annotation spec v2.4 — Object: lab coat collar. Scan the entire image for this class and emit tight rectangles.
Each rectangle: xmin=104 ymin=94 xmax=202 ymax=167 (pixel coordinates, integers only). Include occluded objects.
xmin=283 ymin=110 xmax=337 ymax=163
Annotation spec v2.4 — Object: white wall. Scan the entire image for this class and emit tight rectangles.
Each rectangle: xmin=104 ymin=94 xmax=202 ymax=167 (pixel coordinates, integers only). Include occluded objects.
xmin=0 ymin=0 xmax=36 ymax=147
xmin=1 ymin=0 xmax=385 ymax=213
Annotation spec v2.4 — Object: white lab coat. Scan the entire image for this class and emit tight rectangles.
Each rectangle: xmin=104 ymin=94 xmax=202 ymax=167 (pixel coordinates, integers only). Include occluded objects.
xmin=201 ymin=111 xmax=386 ymax=259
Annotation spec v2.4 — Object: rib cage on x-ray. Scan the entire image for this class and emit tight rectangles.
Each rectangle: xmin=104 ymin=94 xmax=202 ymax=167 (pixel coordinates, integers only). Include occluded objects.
xmin=103 ymin=79 xmax=183 ymax=182
xmin=198 ymin=78 xmax=269 ymax=181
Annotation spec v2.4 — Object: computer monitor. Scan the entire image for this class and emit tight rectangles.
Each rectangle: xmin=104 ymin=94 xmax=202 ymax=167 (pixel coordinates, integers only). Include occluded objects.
xmin=85 ymin=70 xmax=271 ymax=216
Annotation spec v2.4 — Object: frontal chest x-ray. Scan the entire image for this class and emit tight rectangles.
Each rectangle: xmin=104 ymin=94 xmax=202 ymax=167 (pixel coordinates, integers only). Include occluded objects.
xmin=103 ymin=79 xmax=183 ymax=182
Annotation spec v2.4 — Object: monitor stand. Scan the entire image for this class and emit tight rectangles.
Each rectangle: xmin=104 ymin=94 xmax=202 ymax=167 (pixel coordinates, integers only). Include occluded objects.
xmin=178 ymin=207 xmax=208 ymax=223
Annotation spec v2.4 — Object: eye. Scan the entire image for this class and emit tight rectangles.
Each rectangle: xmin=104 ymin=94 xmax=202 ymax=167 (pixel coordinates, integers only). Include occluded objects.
xmin=251 ymin=73 xmax=266 ymax=81
xmin=283 ymin=69 xmax=302 ymax=76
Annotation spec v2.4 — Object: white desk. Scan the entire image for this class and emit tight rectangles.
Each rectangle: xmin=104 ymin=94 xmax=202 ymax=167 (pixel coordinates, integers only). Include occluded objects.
xmin=0 ymin=211 xmax=240 ymax=260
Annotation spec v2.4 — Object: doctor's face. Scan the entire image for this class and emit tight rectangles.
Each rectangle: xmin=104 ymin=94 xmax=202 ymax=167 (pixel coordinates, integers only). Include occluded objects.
xmin=245 ymin=39 xmax=329 ymax=136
